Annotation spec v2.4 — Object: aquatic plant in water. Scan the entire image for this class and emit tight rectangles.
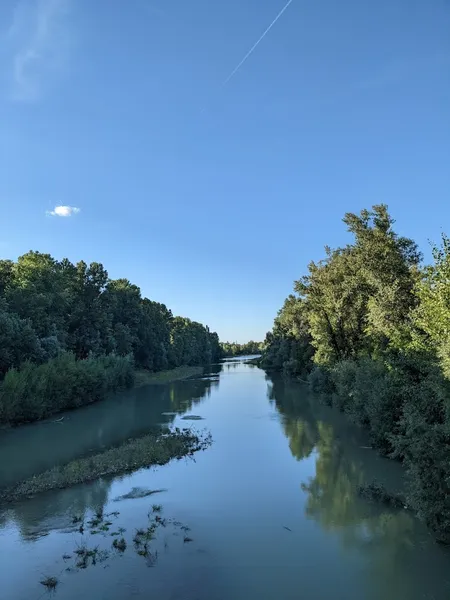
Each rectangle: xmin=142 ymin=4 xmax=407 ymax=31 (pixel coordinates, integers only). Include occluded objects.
xmin=40 ymin=576 xmax=58 ymax=590
xmin=41 ymin=504 xmax=194 ymax=587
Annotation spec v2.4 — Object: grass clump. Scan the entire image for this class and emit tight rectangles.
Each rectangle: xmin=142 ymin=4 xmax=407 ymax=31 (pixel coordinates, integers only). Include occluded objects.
xmin=40 ymin=505 xmax=194 ymax=586
xmin=133 ymin=528 xmax=146 ymax=545
xmin=72 ymin=515 xmax=83 ymax=524
xmin=0 ymin=429 xmax=212 ymax=503
xmin=113 ymin=537 xmax=127 ymax=552
xmin=40 ymin=576 xmax=58 ymax=590
xmin=74 ymin=545 xmax=107 ymax=569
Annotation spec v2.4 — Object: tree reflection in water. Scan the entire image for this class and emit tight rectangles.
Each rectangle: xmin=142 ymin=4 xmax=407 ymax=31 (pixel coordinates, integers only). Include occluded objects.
xmin=0 ymin=364 xmax=222 ymax=542
xmin=267 ymin=375 xmax=440 ymax=600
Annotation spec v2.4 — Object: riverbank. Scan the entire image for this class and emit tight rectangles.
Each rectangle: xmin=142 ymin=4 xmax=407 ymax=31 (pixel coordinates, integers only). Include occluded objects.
xmin=243 ymin=357 xmax=261 ymax=366
xmin=134 ymin=366 xmax=204 ymax=387
xmin=0 ymin=428 xmax=212 ymax=504
xmin=0 ymin=361 xmax=205 ymax=429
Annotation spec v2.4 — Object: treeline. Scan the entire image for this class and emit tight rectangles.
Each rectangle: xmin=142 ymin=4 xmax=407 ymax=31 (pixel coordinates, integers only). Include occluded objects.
xmin=262 ymin=205 xmax=450 ymax=543
xmin=0 ymin=251 xmax=221 ymax=424
xmin=221 ymin=340 xmax=264 ymax=357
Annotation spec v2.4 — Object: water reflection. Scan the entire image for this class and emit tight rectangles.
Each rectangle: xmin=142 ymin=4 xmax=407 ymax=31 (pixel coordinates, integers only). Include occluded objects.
xmin=2 ymin=363 xmax=450 ymax=600
xmin=269 ymin=375 xmax=449 ymax=600
xmin=0 ymin=366 xmax=222 ymax=541
xmin=3 ymin=479 xmax=111 ymax=541
xmin=168 ymin=370 xmax=221 ymax=414
xmin=0 ymin=366 xmax=221 ymax=489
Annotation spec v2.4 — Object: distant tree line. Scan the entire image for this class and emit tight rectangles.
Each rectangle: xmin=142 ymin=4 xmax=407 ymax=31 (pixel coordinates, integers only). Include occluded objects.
xmin=221 ymin=340 xmax=264 ymax=357
xmin=262 ymin=205 xmax=450 ymax=544
xmin=0 ymin=251 xmax=221 ymax=425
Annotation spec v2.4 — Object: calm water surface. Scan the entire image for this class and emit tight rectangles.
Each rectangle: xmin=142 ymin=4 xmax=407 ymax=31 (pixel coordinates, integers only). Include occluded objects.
xmin=1 ymin=359 xmax=450 ymax=600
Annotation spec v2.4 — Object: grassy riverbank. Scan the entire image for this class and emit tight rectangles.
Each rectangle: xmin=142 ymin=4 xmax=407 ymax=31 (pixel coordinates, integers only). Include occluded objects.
xmin=134 ymin=366 xmax=204 ymax=387
xmin=0 ymin=428 xmax=212 ymax=504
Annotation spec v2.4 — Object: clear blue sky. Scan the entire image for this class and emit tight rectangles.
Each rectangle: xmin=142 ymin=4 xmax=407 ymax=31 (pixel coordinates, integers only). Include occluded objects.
xmin=1 ymin=0 xmax=449 ymax=342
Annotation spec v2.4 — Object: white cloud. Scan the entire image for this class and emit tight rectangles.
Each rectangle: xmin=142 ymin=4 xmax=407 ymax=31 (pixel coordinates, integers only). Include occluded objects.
xmin=46 ymin=205 xmax=80 ymax=217
xmin=4 ymin=0 xmax=71 ymax=101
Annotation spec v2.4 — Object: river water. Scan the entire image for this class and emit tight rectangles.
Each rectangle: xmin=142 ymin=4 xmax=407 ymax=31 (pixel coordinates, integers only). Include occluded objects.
xmin=1 ymin=358 xmax=450 ymax=600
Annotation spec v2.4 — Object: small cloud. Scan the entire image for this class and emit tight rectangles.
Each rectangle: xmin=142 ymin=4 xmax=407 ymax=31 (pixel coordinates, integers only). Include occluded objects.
xmin=46 ymin=205 xmax=80 ymax=217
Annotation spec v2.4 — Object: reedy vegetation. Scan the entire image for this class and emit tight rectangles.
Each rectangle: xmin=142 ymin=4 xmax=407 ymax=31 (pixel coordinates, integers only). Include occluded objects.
xmin=262 ymin=205 xmax=450 ymax=543
xmin=0 ymin=252 xmax=221 ymax=425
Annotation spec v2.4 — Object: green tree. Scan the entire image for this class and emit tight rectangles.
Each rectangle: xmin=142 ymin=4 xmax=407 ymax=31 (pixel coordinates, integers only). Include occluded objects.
xmin=0 ymin=249 xmax=221 ymax=425
xmin=262 ymin=205 xmax=450 ymax=543
xmin=0 ymin=300 xmax=43 ymax=376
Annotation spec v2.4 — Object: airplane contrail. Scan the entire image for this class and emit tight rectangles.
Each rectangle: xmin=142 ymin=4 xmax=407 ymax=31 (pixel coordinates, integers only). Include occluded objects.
xmin=221 ymin=0 xmax=294 ymax=88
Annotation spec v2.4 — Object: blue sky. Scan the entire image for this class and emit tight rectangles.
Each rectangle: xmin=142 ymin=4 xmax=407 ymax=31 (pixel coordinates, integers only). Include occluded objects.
xmin=1 ymin=0 xmax=449 ymax=342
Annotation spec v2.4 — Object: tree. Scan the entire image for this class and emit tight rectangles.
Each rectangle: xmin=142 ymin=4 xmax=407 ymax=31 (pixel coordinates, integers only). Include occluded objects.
xmin=0 ymin=249 xmax=221 ymax=424
xmin=342 ymin=204 xmax=421 ymax=352
xmin=262 ymin=204 xmax=450 ymax=543
xmin=261 ymin=295 xmax=313 ymax=377
xmin=413 ymin=234 xmax=450 ymax=377
xmin=0 ymin=300 xmax=43 ymax=376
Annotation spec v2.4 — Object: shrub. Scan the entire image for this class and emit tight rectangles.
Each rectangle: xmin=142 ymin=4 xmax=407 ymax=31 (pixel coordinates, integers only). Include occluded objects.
xmin=310 ymin=352 xmax=450 ymax=542
xmin=332 ymin=360 xmax=358 ymax=413
xmin=0 ymin=352 xmax=135 ymax=425
xmin=308 ymin=366 xmax=335 ymax=402
xmin=391 ymin=354 xmax=450 ymax=542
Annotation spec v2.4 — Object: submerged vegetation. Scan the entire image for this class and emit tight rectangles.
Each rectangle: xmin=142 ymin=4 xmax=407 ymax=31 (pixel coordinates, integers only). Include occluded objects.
xmin=37 ymin=504 xmax=194 ymax=588
xmin=262 ymin=205 xmax=450 ymax=543
xmin=0 ymin=252 xmax=222 ymax=425
xmin=0 ymin=428 xmax=212 ymax=503
xmin=40 ymin=576 xmax=58 ymax=590
xmin=112 ymin=537 xmax=127 ymax=552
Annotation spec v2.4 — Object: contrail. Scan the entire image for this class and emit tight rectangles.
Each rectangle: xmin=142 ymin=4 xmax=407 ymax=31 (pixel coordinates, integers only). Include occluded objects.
xmin=221 ymin=0 xmax=294 ymax=88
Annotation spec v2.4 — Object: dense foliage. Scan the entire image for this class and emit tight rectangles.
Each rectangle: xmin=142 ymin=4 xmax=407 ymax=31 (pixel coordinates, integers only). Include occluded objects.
xmin=0 ymin=353 xmax=134 ymax=425
xmin=221 ymin=340 xmax=264 ymax=357
xmin=0 ymin=251 xmax=221 ymax=424
xmin=262 ymin=205 xmax=450 ymax=543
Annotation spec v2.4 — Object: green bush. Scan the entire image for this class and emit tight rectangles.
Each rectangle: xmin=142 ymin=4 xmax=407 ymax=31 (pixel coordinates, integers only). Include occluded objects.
xmin=308 ymin=366 xmax=335 ymax=402
xmin=332 ymin=360 xmax=358 ymax=413
xmin=0 ymin=352 xmax=135 ymax=425
xmin=319 ymin=353 xmax=450 ymax=541
xmin=391 ymin=354 xmax=450 ymax=542
xmin=334 ymin=358 xmax=401 ymax=450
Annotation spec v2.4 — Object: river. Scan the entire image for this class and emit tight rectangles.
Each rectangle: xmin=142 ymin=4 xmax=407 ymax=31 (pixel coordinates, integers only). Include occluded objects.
xmin=1 ymin=358 xmax=450 ymax=599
